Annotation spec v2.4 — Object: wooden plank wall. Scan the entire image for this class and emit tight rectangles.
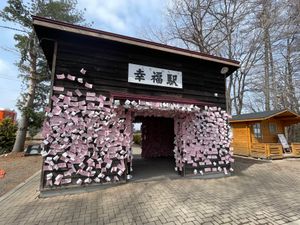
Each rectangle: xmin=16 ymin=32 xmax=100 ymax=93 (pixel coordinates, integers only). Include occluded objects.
xmin=38 ymin=28 xmax=228 ymax=109
xmin=249 ymin=119 xmax=283 ymax=144
xmin=261 ymin=119 xmax=284 ymax=143
xmin=231 ymin=123 xmax=250 ymax=156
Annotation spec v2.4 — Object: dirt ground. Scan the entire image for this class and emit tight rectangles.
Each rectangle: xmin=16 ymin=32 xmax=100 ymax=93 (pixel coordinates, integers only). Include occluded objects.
xmin=0 ymin=152 xmax=42 ymax=197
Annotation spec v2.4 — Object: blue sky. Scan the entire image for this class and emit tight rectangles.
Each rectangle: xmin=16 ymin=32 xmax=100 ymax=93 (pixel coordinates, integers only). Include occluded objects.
xmin=0 ymin=0 xmax=166 ymax=117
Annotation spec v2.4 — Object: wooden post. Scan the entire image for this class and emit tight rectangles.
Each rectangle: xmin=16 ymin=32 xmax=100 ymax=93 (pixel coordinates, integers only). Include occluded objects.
xmin=40 ymin=40 xmax=58 ymax=192
xmin=266 ymin=144 xmax=270 ymax=159
xmin=48 ymin=41 xmax=58 ymax=107
xmin=247 ymin=124 xmax=252 ymax=156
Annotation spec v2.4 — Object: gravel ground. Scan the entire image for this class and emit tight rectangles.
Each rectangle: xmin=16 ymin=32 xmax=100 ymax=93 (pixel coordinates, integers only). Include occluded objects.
xmin=0 ymin=152 xmax=42 ymax=197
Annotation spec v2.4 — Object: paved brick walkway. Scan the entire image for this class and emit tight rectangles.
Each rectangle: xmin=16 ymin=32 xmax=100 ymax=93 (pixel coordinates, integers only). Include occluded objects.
xmin=0 ymin=158 xmax=300 ymax=225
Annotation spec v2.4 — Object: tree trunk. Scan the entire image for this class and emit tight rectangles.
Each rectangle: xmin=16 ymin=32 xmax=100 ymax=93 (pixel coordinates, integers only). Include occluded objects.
xmin=264 ymin=33 xmax=270 ymax=111
xmin=285 ymin=37 xmax=299 ymax=113
xmin=12 ymin=114 xmax=29 ymax=152
xmin=226 ymin=75 xmax=233 ymax=114
xmin=262 ymin=1 xmax=271 ymax=111
xmin=224 ymin=1 xmax=233 ymax=115
xmin=12 ymin=80 xmax=37 ymax=152
xmin=12 ymin=38 xmax=37 ymax=152
xmin=269 ymin=41 xmax=277 ymax=109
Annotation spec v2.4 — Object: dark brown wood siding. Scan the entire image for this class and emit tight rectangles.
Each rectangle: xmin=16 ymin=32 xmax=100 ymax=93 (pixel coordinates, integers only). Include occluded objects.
xmin=38 ymin=28 xmax=228 ymax=108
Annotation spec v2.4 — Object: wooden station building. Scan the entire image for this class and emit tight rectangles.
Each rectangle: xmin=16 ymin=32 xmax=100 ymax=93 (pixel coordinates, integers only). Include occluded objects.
xmin=33 ymin=16 xmax=239 ymax=192
xmin=230 ymin=109 xmax=300 ymax=159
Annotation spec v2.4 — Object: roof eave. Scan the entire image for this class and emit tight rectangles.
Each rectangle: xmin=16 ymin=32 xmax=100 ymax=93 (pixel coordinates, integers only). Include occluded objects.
xmin=230 ymin=118 xmax=263 ymax=123
xmin=230 ymin=110 xmax=300 ymax=123
xmin=32 ymin=16 xmax=240 ymax=71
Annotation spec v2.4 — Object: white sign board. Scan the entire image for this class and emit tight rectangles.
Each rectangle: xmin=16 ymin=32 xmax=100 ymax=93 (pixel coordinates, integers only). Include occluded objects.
xmin=278 ymin=134 xmax=289 ymax=149
xmin=128 ymin=63 xmax=182 ymax=89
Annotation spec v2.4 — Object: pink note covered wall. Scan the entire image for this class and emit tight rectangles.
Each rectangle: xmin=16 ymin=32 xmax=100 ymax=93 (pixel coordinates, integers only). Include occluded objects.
xmin=41 ymin=69 xmax=233 ymax=189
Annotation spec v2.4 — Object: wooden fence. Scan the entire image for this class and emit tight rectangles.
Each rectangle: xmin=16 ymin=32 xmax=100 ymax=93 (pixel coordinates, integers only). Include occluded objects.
xmin=250 ymin=143 xmax=283 ymax=159
xmin=291 ymin=143 xmax=300 ymax=157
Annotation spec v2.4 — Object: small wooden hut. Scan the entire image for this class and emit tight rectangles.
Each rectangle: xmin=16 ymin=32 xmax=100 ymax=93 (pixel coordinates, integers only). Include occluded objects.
xmin=230 ymin=109 xmax=300 ymax=159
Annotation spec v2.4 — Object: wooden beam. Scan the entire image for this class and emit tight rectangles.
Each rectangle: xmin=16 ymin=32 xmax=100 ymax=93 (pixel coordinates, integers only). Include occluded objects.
xmin=48 ymin=40 xmax=58 ymax=107
xmin=40 ymin=39 xmax=57 ymax=191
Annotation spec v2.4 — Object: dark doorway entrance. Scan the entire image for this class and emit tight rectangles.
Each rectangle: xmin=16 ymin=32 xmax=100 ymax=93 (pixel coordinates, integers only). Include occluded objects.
xmin=141 ymin=117 xmax=174 ymax=158
xmin=131 ymin=117 xmax=176 ymax=181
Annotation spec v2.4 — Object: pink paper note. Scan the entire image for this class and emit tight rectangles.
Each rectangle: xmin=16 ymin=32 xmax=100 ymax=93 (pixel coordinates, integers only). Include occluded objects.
xmin=46 ymin=180 xmax=53 ymax=186
xmin=53 ymin=86 xmax=64 ymax=92
xmin=51 ymin=95 xmax=60 ymax=104
xmin=84 ymin=178 xmax=92 ymax=183
xmin=43 ymin=165 xmax=53 ymax=171
xmin=76 ymin=179 xmax=83 ymax=185
xmin=67 ymin=74 xmax=76 ymax=81
xmin=75 ymin=89 xmax=82 ymax=97
xmin=58 ymin=163 xmax=67 ymax=168
xmin=87 ymin=92 xmax=96 ymax=97
xmin=52 ymin=106 xmax=62 ymax=115
xmin=54 ymin=174 xmax=63 ymax=185
xmin=56 ymin=73 xmax=65 ymax=79
xmin=64 ymin=170 xmax=73 ymax=177
xmin=85 ymin=82 xmax=93 ymax=89
xmin=61 ymin=178 xmax=72 ymax=184
xmin=86 ymin=96 xmax=95 ymax=101
xmin=204 ymin=168 xmax=211 ymax=172
xmin=80 ymin=68 xmax=86 ymax=75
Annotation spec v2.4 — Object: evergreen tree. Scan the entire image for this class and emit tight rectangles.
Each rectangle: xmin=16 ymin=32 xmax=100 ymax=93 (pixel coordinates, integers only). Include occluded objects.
xmin=0 ymin=0 xmax=86 ymax=152
xmin=0 ymin=118 xmax=17 ymax=154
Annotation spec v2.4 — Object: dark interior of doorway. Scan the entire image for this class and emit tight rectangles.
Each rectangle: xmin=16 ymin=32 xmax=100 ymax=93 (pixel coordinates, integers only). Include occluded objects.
xmin=131 ymin=117 xmax=177 ymax=181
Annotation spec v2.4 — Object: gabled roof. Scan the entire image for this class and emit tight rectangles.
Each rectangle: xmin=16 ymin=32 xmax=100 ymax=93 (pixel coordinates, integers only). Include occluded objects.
xmin=230 ymin=109 xmax=300 ymax=123
xmin=32 ymin=16 xmax=240 ymax=73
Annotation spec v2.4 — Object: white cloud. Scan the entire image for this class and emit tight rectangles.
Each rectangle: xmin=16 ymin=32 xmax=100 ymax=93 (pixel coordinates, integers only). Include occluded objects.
xmin=78 ymin=0 xmax=166 ymax=36
xmin=79 ymin=0 xmax=126 ymax=31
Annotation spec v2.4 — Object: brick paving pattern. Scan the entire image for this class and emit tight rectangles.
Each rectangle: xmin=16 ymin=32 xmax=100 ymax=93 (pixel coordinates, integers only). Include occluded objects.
xmin=0 ymin=158 xmax=300 ymax=225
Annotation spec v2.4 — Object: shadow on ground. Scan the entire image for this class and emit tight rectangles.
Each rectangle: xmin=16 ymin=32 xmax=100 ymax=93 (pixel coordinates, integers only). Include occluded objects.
xmin=130 ymin=154 xmax=272 ymax=182
xmin=130 ymin=155 xmax=178 ymax=182
xmin=232 ymin=156 xmax=271 ymax=175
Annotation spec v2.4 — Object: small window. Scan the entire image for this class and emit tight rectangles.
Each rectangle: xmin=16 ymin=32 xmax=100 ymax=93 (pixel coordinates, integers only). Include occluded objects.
xmin=269 ymin=123 xmax=277 ymax=134
xmin=253 ymin=123 xmax=262 ymax=139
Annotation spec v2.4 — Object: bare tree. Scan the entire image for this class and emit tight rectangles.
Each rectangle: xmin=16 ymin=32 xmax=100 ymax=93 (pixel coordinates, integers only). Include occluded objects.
xmin=144 ymin=1 xmax=262 ymax=114
xmin=163 ymin=0 xmax=225 ymax=53
xmin=142 ymin=0 xmax=299 ymax=117
xmin=276 ymin=0 xmax=300 ymax=113
xmin=248 ymin=0 xmax=300 ymax=113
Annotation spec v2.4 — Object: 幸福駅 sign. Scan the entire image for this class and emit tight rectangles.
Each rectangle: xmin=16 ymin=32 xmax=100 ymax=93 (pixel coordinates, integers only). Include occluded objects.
xmin=128 ymin=63 xmax=182 ymax=89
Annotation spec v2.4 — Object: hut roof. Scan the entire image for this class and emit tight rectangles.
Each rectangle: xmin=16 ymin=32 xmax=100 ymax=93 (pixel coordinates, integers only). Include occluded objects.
xmin=230 ymin=109 xmax=300 ymax=124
